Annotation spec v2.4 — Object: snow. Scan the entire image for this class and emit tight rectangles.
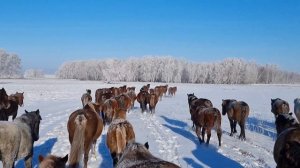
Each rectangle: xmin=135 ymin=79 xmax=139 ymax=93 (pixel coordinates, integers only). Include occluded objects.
xmin=1 ymin=79 xmax=300 ymax=168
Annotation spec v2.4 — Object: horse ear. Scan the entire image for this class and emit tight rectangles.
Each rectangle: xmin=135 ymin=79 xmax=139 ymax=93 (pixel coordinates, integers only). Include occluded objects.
xmin=36 ymin=109 xmax=40 ymax=114
xmin=38 ymin=155 xmax=44 ymax=163
xmin=144 ymin=142 xmax=149 ymax=150
xmin=62 ymin=154 xmax=68 ymax=163
xmin=25 ymin=110 xmax=28 ymax=113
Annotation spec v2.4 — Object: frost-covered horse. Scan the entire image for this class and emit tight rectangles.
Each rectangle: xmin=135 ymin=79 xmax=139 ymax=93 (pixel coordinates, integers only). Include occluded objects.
xmin=274 ymin=113 xmax=300 ymax=168
xmin=116 ymin=142 xmax=180 ymax=168
xmin=271 ymin=98 xmax=290 ymax=116
xmin=39 ymin=154 xmax=68 ymax=168
xmin=0 ymin=109 xmax=42 ymax=168
xmin=81 ymin=89 xmax=92 ymax=107
xmin=294 ymin=98 xmax=300 ymax=122
xmin=3 ymin=92 xmax=24 ymax=120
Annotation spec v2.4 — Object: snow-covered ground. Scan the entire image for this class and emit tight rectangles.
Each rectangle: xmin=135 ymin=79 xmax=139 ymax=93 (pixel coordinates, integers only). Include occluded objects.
xmin=1 ymin=79 xmax=300 ymax=168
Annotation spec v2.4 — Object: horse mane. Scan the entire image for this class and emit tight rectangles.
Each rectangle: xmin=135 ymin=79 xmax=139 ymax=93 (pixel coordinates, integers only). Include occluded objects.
xmin=276 ymin=113 xmax=300 ymax=135
xmin=84 ymin=102 xmax=97 ymax=113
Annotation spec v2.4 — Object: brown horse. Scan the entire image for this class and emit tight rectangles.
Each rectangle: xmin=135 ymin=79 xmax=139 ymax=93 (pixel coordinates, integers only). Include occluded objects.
xmin=148 ymin=93 xmax=159 ymax=114
xmin=81 ymin=89 xmax=92 ymax=107
xmin=192 ymin=106 xmax=222 ymax=146
xmin=294 ymin=98 xmax=300 ymax=122
xmin=137 ymin=90 xmax=150 ymax=112
xmin=39 ymin=154 xmax=68 ymax=168
xmin=274 ymin=113 xmax=300 ymax=168
xmin=140 ymin=84 xmax=150 ymax=92
xmin=102 ymin=98 xmax=119 ymax=125
xmin=126 ymin=90 xmax=137 ymax=110
xmin=67 ymin=103 xmax=103 ymax=168
xmin=115 ymin=93 xmax=132 ymax=112
xmin=187 ymin=93 xmax=213 ymax=128
xmin=222 ymin=99 xmax=249 ymax=140
xmin=271 ymin=98 xmax=290 ymax=116
xmin=154 ymin=86 xmax=164 ymax=101
xmin=3 ymin=92 xmax=24 ymax=120
xmin=127 ymin=86 xmax=135 ymax=92
xmin=116 ymin=142 xmax=180 ymax=168
xmin=0 ymin=88 xmax=9 ymax=110
xmin=168 ymin=87 xmax=177 ymax=96
xmin=95 ymin=88 xmax=112 ymax=104
xmin=107 ymin=108 xmax=135 ymax=166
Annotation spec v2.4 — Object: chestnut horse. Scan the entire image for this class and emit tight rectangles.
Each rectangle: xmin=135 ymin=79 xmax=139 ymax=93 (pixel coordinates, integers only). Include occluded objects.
xmin=148 ymin=93 xmax=159 ymax=114
xmin=116 ymin=142 xmax=180 ymax=168
xmin=168 ymin=87 xmax=177 ymax=96
xmin=294 ymin=98 xmax=300 ymax=122
xmin=81 ymin=89 xmax=92 ymax=107
xmin=274 ymin=113 xmax=300 ymax=168
xmin=222 ymin=99 xmax=249 ymax=140
xmin=39 ymin=154 xmax=68 ymax=168
xmin=192 ymin=106 xmax=222 ymax=146
xmin=126 ymin=90 xmax=137 ymax=110
xmin=67 ymin=103 xmax=103 ymax=168
xmin=115 ymin=94 xmax=132 ymax=112
xmin=107 ymin=108 xmax=135 ymax=166
xmin=271 ymin=98 xmax=290 ymax=116
xmin=137 ymin=90 xmax=150 ymax=112
xmin=102 ymin=98 xmax=119 ymax=125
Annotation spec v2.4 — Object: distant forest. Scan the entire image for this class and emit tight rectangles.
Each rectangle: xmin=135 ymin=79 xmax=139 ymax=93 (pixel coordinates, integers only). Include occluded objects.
xmin=56 ymin=56 xmax=300 ymax=84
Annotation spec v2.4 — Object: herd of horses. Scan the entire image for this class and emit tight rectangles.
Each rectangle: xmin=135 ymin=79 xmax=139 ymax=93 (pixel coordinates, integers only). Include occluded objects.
xmin=1 ymin=85 xmax=300 ymax=168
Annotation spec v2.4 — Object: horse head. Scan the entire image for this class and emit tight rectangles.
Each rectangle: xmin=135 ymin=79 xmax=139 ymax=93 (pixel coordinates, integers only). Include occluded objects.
xmin=86 ymin=89 xmax=91 ymax=95
xmin=24 ymin=109 xmax=42 ymax=141
xmin=39 ymin=154 xmax=68 ymax=168
xmin=15 ymin=92 xmax=24 ymax=106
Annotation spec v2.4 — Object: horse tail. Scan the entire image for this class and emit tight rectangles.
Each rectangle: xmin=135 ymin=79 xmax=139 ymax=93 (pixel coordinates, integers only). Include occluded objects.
xmin=69 ymin=114 xmax=87 ymax=167
xmin=116 ymin=124 xmax=127 ymax=155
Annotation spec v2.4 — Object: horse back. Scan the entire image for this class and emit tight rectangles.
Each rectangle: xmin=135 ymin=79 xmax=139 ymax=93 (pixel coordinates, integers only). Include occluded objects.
xmin=230 ymin=101 xmax=249 ymax=121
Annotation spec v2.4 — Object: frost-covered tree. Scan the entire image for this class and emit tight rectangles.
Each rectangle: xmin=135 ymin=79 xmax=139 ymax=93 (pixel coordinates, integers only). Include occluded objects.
xmin=24 ymin=69 xmax=44 ymax=78
xmin=0 ymin=49 xmax=22 ymax=78
xmin=56 ymin=56 xmax=300 ymax=84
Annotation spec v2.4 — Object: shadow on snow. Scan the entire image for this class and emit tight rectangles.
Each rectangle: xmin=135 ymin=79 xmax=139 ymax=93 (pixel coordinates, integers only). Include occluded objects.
xmin=161 ymin=115 xmax=242 ymax=168
xmin=246 ymin=117 xmax=277 ymax=141
xmin=98 ymin=134 xmax=113 ymax=168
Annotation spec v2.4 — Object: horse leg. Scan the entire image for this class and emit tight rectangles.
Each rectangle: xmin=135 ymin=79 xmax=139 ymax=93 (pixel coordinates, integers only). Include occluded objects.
xmin=2 ymin=160 xmax=14 ymax=168
xmin=195 ymin=126 xmax=203 ymax=143
xmin=233 ymin=121 xmax=237 ymax=133
xmin=239 ymin=122 xmax=246 ymax=140
xmin=24 ymin=154 xmax=33 ymax=168
xmin=217 ymin=128 xmax=222 ymax=147
xmin=206 ymin=128 xmax=212 ymax=146
xmin=229 ymin=119 xmax=234 ymax=136
xmin=111 ymin=153 xmax=118 ymax=166
xmin=201 ymin=127 xmax=206 ymax=143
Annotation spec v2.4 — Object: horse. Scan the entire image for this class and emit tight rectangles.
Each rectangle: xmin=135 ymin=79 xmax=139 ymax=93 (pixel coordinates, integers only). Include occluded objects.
xmin=126 ymin=90 xmax=137 ymax=110
xmin=168 ymin=87 xmax=177 ymax=96
xmin=81 ymin=89 xmax=92 ymax=107
xmin=137 ymin=90 xmax=150 ymax=112
xmin=2 ymin=92 xmax=24 ymax=121
xmin=39 ymin=154 xmax=68 ymax=168
xmin=0 ymin=88 xmax=9 ymax=110
xmin=102 ymin=98 xmax=119 ymax=125
xmin=222 ymin=99 xmax=249 ymax=140
xmin=0 ymin=109 xmax=42 ymax=168
xmin=154 ymin=86 xmax=163 ymax=101
xmin=148 ymin=93 xmax=159 ymax=114
xmin=187 ymin=93 xmax=213 ymax=128
xmin=294 ymin=98 xmax=300 ymax=122
xmin=273 ymin=113 xmax=300 ymax=168
xmin=107 ymin=108 xmax=135 ymax=166
xmin=162 ymin=85 xmax=168 ymax=96
xmin=115 ymin=94 xmax=132 ymax=112
xmin=140 ymin=84 xmax=150 ymax=92
xmin=192 ymin=106 xmax=222 ymax=146
xmin=119 ymin=85 xmax=127 ymax=94
xmin=116 ymin=142 xmax=180 ymax=168
xmin=67 ymin=103 xmax=103 ymax=168
xmin=127 ymin=86 xmax=135 ymax=92
xmin=271 ymin=98 xmax=290 ymax=116
xmin=95 ymin=88 xmax=112 ymax=104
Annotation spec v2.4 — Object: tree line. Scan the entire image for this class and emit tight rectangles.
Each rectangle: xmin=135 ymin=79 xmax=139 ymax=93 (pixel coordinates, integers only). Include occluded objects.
xmin=56 ymin=56 xmax=300 ymax=84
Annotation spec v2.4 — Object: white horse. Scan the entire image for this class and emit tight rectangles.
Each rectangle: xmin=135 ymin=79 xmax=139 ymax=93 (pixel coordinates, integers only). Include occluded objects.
xmin=0 ymin=109 xmax=42 ymax=168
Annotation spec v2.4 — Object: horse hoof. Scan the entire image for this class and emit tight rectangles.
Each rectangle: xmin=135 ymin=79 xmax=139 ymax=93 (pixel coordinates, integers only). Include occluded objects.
xmin=230 ymin=133 xmax=233 ymax=136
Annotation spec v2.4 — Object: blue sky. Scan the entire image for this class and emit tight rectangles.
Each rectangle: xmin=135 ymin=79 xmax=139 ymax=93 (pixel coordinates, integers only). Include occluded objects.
xmin=0 ymin=0 xmax=299 ymax=73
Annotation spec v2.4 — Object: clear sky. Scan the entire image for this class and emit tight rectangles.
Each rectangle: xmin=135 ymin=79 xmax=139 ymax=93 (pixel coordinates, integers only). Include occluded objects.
xmin=0 ymin=0 xmax=299 ymax=73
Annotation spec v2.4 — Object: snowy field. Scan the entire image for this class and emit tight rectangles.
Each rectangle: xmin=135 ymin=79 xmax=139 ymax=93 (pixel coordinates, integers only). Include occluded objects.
xmin=1 ymin=79 xmax=300 ymax=168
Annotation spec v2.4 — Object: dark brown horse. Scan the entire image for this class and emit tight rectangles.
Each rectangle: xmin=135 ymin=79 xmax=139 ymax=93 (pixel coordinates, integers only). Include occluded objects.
xmin=271 ymin=98 xmax=290 ymax=116
xmin=274 ymin=113 xmax=300 ymax=168
xmin=81 ymin=89 xmax=92 ymax=107
xmin=67 ymin=103 xmax=103 ymax=168
xmin=140 ymin=84 xmax=150 ymax=92
xmin=192 ymin=106 xmax=222 ymax=146
xmin=187 ymin=93 xmax=213 ymax=128
xmin=0 ymin=88 xmax=9 ymax=110
xmin=222 ymin=99 xmax=249 ymax=140
xmin=137 ymin=90 xmax=150 ymax=112
xmin=148 ymin=93 xmax=159 ymax=114
xmin=116 ymin=142 xmax=180 ymax=168
xmin=3 ymin=92 xmax=25 ymax=120
xmin=39 ymin=154 xmax=68 ymax=168
xmin=107 ymin=108 xmax=135 ymax=166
